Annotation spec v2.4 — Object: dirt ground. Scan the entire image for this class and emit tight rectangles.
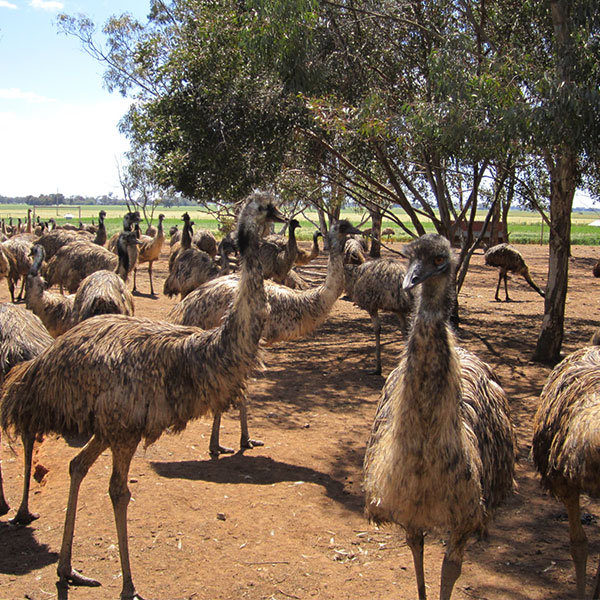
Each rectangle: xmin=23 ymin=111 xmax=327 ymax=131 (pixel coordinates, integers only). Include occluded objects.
xmin=1 ymin=239 xmax=600 ymax=600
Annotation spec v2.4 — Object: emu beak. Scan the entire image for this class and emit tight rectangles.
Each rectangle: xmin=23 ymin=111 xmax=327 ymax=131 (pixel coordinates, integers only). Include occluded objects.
xmin=403 ymin=260 xmax=448 ymax=290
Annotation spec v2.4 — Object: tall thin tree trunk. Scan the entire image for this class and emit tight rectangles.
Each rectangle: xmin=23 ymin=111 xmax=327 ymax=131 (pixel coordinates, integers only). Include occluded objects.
xmin=533 ymin=1 xmax=578 ymax=364
xmin=532 ymin=151 xmax=576 ymax=363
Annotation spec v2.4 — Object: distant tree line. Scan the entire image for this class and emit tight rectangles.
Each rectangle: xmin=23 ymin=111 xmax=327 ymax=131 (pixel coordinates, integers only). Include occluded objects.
xmin=0 ymin=193 xmax=199 ymax=207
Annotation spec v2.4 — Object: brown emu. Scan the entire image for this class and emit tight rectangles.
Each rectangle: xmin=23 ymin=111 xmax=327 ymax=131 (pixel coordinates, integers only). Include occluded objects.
xmin=259 ymin=218 xmax=300 ymax=283
xmin=0 ymin=191 xmax=284 ymax=600
xmin=0 ymin=303 xmax=53 ymax=524
xmin=25 ymin=245 xmax=75 ymax=337
xmin=363 ymin=234 xmax=515 ymax=600
xmin=532 ymin=345 xmax=600 ymax=599
xmin=168 ymin=219 xmax=360 ymax=454
xmin=484 ymin=243 xmax=545 ymax=301
xmin=343 ymin=258 xmax=414 ymax=375
xmin=133 ymin=213 xmax=165 ymax=295
xmin=295 ymin=230 xmax=322 ymax=266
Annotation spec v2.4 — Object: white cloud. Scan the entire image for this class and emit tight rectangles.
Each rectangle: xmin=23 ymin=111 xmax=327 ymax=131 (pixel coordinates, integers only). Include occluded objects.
xmin=0 ymin=97 xmax=132 ymax=197
xmin=0 ymin=0 xmax=18 ymax=8
xmin=0 ymin=87 xmax=54 ymax=103
xmin=29 ymin=0 xmax=64 ymax=10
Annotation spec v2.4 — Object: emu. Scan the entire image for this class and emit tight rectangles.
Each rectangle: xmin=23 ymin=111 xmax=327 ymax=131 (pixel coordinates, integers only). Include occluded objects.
xmin=532 ymin=345 xmax=600 ymax=599
xmin=363 ymin=234 xmax=515 ymax=600
xmin=0 ymin=303 xmax=53 ymax=524
xmin=343 ymin=258 xmax=414 ymax=375
xmin=484 ymin=243 xmax=545 ymax=301
xmin=0 ymin=191 xmax=284 ymax=600
xmin=168 ymin=220 xmax=361 ymax=454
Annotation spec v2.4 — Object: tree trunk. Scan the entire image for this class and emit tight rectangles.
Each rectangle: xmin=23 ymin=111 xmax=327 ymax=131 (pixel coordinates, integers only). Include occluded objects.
xmin=532 ymin=151 xmax=576 ymax=363
xmin=532 ymin=1 xmax=577 ymax=364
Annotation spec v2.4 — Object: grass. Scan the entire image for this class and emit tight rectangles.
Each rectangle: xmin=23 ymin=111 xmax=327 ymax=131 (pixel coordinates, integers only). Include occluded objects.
xmin=2 ymin=204 xmax=600 ymax=245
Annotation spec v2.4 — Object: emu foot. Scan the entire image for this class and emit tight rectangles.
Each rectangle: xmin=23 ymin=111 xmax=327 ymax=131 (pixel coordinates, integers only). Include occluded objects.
xmin=58 ymin=568 xmax=101 ymax=587
xmin=368 ymin=367 xmax=382 ymax=376
xmin=241 ymin=437 xmax=264 ymax=450
xmin=0 ymin=499 xmax=9 ymax=517
xmin=121 ymin=591 xmax=147 ymax=600
xmin=209 ymin=444 xmax=235 ymax=457
xmin=9 ymin=509 xmax=39 ymax=526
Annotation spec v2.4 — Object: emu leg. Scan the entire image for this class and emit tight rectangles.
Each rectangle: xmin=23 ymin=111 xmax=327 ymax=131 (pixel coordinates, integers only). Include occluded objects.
xmin=8 ymin=278 xmax=15 ymax=303
xmin=109 ymin=438 xmax=142 ymax=600
xmin=57 ymin=435 xmax=108 ymax=588
xmin=440 ymin=530 xmax=468 ymax=600
xmin=148 ymin=263 xmax=154 ymax=296
xmin=10 ymin=433 xmax=39 ymax=525
xmin=407 ymin=528 xmax=427 ymax=600
xmin=132 ymin=267 xmax=138 ymax=293
xmin=209 ymin=412 xmax=235 ymax=456
xmin=0 ymin=430 xmax=9 ymax=516
xmin=503 ymin=272 xmax=512 ymax=301
xmin=16 ymin=277 xmax=25 ymax=302
xmin=369 ymin=311 xmax=382 ymax=375
xmin=564 ymin=492 xmax=588 ymax=600
xmin=238 ymin=392 xmax=263 ymax=450
xmin=592 ymin=554 xmax=600 ymax=600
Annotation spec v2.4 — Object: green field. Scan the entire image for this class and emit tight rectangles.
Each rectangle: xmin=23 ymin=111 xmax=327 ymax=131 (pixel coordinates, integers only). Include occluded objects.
xmin=1 ymin=204 xmax=600 ymax=245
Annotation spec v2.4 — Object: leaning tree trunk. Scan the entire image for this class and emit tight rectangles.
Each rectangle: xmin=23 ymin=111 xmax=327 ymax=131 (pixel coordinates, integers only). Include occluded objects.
xmin=532 ymin=150 xmax=576 ymax=364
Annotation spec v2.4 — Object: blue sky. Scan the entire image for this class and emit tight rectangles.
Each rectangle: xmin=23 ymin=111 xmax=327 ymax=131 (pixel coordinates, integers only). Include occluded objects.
xmin=0 ymin=0 xmax=149 ymax=198
xmin=1 ymin=1 xmax=596 ymax=208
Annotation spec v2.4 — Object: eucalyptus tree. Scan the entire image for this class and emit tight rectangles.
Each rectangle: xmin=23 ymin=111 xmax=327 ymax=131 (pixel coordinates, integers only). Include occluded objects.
xmin=474 ymin=0 xmax=600 ymax=362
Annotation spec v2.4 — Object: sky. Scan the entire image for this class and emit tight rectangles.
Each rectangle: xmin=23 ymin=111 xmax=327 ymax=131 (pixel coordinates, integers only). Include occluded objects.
xmin=0 ymin=1 xmax=596 ymax=208
xmin=0 ymin=0 xmax=149 ymax=198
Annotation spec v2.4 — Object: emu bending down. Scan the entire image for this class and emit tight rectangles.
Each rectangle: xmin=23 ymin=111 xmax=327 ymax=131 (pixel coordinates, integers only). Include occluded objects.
xmin=0 ymin=192 xmax=284 ymax=600
xmin=363 ymin=234 xmax=515 ymax=600
xmin=484 ymin=243 xmax=545 ymax=301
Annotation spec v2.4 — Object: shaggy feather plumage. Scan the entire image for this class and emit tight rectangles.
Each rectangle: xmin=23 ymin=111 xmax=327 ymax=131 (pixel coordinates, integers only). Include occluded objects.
xmin=344 ymin=236 xmax=366 ymax=264
xmin=0 ymin=191 xmax=283 ymax=599
xmin=163 ymin=247 xmax=221 ymax=299
xmin=0 ymin=302 xmax=53 ymax=523
xmin=363 ymin=234 xmax=515 ymax=600
xmin=45 ymin=233 xmax=139 ymax=294
xmin=167 ymin=220 xmax=360 ymax=454
xmin=193 ymin=228 xmax=218 ymax=257
xmin=532 ymin=345 xmax=600 ymax=598
xmin=484 ymin=243 xmax=545 ymax=301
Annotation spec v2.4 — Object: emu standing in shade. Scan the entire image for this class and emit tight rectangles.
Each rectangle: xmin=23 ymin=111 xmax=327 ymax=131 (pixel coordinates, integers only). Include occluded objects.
xmin=363 ymin=234 xmax=515 ymax=600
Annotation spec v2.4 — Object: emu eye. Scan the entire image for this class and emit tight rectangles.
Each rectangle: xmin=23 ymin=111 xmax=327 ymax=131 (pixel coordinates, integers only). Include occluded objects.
xmin=434 ymin=256 xmax=445 ymax=266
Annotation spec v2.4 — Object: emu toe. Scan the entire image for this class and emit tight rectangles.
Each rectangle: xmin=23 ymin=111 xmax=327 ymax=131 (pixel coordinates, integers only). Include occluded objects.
xmin=9 ymin=510 xmax=39 ymax=526
xmin=59 ymin=568 xmax=101 ymax=588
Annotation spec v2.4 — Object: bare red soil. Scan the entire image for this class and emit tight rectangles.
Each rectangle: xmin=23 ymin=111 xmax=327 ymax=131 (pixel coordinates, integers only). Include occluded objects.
xmin=1 ymin=241 xmax=600 ymax=600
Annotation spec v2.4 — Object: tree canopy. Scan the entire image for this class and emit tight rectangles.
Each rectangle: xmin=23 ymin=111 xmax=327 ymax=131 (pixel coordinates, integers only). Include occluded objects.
xmin=58 ymin=0 xmax=600 ymax=359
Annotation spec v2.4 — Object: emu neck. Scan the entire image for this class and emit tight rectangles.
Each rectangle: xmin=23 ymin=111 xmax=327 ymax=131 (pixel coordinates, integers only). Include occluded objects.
xmin=181 ymin=221 xmax=192 ymax=249
xmin=218 ymin=225 xmax=267 ymax=354
xmin=404 ymin=276 xmax=461 ymax=417
xmin=320 ymin=235 xmax=346 ymax=304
